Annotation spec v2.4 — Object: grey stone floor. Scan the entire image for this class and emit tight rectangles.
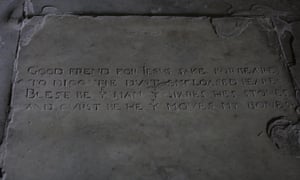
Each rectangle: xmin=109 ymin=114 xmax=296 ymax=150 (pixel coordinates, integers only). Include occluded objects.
xmin=0 ymin=0 xmax=299 ymax=179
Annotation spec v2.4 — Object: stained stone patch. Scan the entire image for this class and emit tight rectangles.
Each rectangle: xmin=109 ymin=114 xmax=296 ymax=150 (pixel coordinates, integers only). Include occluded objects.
xmin=3 ymin=16 xmax=300 ymax=180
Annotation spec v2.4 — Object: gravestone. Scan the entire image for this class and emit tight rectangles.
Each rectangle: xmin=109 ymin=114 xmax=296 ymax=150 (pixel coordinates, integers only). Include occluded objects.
xmin=4 ymin=16 xmax=300 ymax=180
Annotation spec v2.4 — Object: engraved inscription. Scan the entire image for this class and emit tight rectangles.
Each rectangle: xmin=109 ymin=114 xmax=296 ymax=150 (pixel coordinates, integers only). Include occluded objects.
xmin=17 ymin=65 xmax=296 ymax=112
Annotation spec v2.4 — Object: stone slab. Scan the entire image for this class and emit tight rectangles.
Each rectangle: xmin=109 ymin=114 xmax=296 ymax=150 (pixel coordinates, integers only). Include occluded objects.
xmin=4 ymin=16 xmax=300 ymax=180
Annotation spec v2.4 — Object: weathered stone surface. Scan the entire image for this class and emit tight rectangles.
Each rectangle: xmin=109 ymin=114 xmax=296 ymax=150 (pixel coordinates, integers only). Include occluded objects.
xmin=267 ymin=117 xmax=300 ymax=155
xmin=271 ymin=18 xmax=300 ymax=102
xmin=26 ymin=0 xmax=300 ymax=16
xmin=290 ymin=22 xmax=300 ymax=101
xmin=0 ymin=0 xmax=23 ymax=144
xmin=3 ymin=16 xmax=300 ymax=180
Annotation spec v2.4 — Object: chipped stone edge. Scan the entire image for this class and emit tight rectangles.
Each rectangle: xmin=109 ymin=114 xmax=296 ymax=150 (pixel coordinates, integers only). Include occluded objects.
xmin=0 ymin=18 xmax=22 ymax=180
xmin=0 ymin=12 xmax=52 ymax=179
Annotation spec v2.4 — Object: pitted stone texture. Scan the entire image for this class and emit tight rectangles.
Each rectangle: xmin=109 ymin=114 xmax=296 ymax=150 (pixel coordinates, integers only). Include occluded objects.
xmin=4 ymin=16 xmax=300 ymax=180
